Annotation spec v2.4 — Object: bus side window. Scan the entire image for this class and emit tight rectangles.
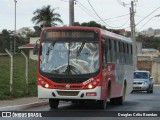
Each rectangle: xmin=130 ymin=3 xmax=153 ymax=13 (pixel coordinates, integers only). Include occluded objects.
xmin=129 ymin=44 xmax=133 ymax=65
xmin=106 ymin=39 xmax=111 ymax=63
xmin=102 ymin=40 xmax=107 ymax=69
xmin=112 ymin=40 xmax=116 ymax=63
xmin=116 ymin=40 xmax=119 ymax=63
xmin=123 ymin=43 xmax=126 ymax=64
xmin=130 ymin=44 xmax=133 ymax=65
xmin=126 ymin=44 xmax=129 ymax=64
xmin=119 ymin=41 xmax=123 ymax=63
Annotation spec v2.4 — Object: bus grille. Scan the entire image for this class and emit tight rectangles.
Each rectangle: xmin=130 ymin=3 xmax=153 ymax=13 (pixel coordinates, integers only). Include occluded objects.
xmin=48 ymin=77 xmax=89 ymax=84
xmin=57 ymin=91 xmax=79 ymax=96
xmin=54 ymin=85 xmax=82 ymax=89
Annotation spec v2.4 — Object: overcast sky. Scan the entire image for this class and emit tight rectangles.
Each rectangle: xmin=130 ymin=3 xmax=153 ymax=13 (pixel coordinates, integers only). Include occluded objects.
xmin=0 ymin=0 xmax=160 ymax=32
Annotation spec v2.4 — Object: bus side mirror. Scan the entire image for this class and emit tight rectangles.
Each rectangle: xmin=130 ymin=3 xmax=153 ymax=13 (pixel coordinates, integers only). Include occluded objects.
xmin=33 ymin=40 xmax=39 ymax=55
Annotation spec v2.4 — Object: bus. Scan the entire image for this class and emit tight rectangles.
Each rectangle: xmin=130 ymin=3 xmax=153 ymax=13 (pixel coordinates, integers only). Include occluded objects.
xmin=35 ymin=26 xmax=133 ymax=109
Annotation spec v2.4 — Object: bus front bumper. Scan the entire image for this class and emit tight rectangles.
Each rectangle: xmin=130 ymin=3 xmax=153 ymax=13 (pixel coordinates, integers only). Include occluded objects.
xmin=38 ymin=85 xmax=101 ymax=100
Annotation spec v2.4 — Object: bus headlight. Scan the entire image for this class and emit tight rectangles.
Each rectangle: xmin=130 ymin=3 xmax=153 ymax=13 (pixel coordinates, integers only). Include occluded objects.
xmin=45 ymin=83 xmax=49 ymax=88
xmin=88 ymin=84 xmax=93 ymax=89
xmin=84 ymin=79 xmax=100 ymax=89
xmin=38 ymin=78 xmax=52 ymax=89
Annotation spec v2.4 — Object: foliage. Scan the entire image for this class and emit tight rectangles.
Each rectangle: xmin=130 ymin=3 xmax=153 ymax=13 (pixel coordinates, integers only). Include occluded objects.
xmin=32 ymin=26 xmax=41 ymax=37
xmin=31 ymin=5 xmax=63 ymax=27
xmin=137 ymin=35 xmax=160 ymax=51
xmin=0 ymin=29 xmax=27 ymax=53
xmin=2 ymin=29 xmax=9 ymax=36
xmin=0 ymin=55 xmax=37 ymax=100
xmin=74 ymin=21 xmax=129 ymax=36
xmin=75 ymin=21 xmax=107 ymax=30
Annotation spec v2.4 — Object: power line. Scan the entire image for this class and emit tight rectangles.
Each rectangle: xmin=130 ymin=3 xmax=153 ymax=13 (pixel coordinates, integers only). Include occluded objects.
xmin=87 ymin=0 xmax=130 ymax=28
xmin=87 ymin=0 xmax=113 ymax=28
xmin=135 ymin=15 xmax=160 ymax=21
xmin=76 ymin=4 xmax=99 ymax=21
xmin=137 ymin=16 xmax=155 ymax=31
xmin=116 ymin=0 xmax=125 ymax=7
xmin=116 ymin=0 xmax=130 ymax=8
xmin=136 ymin=6 xmax=160 ymax=26
xmin=96 ymin=14 xmax=129 ymax=22
xmin=77 ymin=1 xmax=130 ymax=28
xmin=60 ymin=0 xmax=69 ymax=2
xmin=75 ymin=1 xmax=99 ymax=21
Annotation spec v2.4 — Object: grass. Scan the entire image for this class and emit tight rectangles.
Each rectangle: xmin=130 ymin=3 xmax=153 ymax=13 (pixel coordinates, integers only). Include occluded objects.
xmin=0 ymin=54 xmax=37 ymax=100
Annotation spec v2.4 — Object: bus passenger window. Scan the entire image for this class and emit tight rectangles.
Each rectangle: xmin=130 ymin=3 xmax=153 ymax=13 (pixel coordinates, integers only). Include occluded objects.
xmin=102 ymin=41 xmax=107 ymax=69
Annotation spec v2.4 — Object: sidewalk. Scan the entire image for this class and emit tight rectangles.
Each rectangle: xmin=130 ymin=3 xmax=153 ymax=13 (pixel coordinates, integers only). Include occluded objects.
xmin=0 ymin=97 xmax=48 ymax=111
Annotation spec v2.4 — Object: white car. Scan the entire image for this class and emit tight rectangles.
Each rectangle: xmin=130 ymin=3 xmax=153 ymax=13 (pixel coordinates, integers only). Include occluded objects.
xmin=133 ymin=70 xmax=154 ymax=93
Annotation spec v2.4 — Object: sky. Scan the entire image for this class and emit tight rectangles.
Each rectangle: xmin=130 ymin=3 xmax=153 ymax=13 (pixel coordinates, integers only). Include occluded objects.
xmin=0 ymin=0 xmax=160 ymax=32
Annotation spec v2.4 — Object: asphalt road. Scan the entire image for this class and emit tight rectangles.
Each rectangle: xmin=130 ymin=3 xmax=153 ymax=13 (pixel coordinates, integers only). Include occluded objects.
xmin=17 ymin=85 xmax=159 ymax=119
xmin=1 ymin=86 xmax=160 ymax=120
xmin=25 ymin=85 xmax=160 ymax=111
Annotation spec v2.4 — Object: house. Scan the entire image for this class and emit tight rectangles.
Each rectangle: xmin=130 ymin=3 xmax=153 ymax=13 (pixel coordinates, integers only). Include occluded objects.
xmin=18 ymin=37 xmax=39 ymax=60
xmin=140 ymin=28 xmax=160 ymax=37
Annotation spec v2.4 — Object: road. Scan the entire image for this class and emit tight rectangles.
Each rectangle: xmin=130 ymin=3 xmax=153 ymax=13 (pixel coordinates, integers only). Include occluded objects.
xmin=26 ymin=85 xmax=160 ymax=111
xmin=18 ymin=86 xmax=159 ymax=119
xmin=1 ymin=86 xmax=160 ymax=120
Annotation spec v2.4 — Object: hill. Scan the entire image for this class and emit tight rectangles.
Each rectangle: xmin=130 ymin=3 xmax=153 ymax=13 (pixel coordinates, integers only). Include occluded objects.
xmin=137 ymin=35 xmax=160 ymax=51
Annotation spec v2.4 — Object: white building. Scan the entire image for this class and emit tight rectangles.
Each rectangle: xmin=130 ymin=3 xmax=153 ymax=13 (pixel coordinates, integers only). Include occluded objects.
xmin=140 ymin=28 xmax=160 ymax=37
xmin=18 ymin=37 xmax=39 ymax=60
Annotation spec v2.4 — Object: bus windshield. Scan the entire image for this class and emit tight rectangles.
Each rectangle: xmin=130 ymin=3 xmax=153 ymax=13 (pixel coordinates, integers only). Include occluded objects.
xmin=40 ymin=41 xmax=99 ymax=75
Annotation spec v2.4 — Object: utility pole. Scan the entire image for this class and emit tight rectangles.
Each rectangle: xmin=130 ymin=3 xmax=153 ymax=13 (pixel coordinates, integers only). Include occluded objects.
xmin=14 ymin=0 xmax=17 ymax=54
xmin=130 ymin=1 xmax=137 ymax=70
xmin=69 ymin=0 xmax=74 ymax=26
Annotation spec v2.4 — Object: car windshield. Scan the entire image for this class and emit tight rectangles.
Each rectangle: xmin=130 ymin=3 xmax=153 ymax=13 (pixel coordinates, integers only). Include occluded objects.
xmin=40 ymin=41 xmax=99 ymax=75
xmin=134 ymin=72 xmax=149 ymax=79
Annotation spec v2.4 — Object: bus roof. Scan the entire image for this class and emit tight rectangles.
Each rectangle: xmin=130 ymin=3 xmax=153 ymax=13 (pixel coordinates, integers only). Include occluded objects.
xmin=100 ymin=29 xmax=132 ymax=44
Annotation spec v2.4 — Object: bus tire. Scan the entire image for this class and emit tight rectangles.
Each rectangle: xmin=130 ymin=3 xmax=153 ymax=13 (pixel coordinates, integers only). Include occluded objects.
xmin=49 ymin=99 xmax=59 ymax=109
xmin=117 ymin=84 xmax=126 ymax=105
xmin=110 ymin=98 xmax=116 ymax=105
xmin=98 ymin=100 xmax=107 ymax=109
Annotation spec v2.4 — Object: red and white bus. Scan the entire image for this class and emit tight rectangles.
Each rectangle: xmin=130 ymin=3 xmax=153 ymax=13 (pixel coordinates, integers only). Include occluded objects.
xmin=36 ymin=26 xmax=133 ymax=109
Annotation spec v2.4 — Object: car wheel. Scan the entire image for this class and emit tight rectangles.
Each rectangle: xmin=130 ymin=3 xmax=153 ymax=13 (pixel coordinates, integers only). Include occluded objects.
xmin=147 ymin=86 xmax=152 ymax=94
xmin=150 ymin=86 xmax=153 ymax=93
xmin=49 ymin=99 xmax=59 ymax=109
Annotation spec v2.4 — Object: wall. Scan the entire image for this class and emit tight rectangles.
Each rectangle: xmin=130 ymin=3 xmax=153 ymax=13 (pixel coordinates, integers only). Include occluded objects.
xmin=152 ymin=62 xmax=160 ymax=84
xmin=137 ymin=60 xmax=160 ymax=84
xmin=29 ymin=37 xmax=39 ymax=60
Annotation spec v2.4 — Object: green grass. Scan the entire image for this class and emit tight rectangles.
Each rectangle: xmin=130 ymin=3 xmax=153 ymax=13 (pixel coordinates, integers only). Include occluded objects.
xmin=0 ymin=55 xmax=37 ymax=100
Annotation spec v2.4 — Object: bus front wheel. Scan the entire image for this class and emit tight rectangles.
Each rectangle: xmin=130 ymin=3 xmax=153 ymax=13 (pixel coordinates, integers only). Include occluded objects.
xmin=49 ymin=99 xmax=59 ymax=109
xmin=98 ymin=100 xmax=107 ymax=109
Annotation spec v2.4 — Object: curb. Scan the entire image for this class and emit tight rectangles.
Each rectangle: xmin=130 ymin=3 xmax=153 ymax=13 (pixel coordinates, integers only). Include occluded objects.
xmin=0 ymin=100 xmax=49 ymax=111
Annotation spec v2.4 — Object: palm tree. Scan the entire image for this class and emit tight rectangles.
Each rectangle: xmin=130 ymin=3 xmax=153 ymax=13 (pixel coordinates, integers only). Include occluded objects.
xmin=31 ymin=5 xmax=63 ymax=27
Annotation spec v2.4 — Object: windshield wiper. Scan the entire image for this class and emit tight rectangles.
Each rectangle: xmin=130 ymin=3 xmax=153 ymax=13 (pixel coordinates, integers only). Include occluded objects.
xmin=77 ymin=42 xmax=85 ymax=56
xmin=46 ymin=41 xmax=56 ymax=55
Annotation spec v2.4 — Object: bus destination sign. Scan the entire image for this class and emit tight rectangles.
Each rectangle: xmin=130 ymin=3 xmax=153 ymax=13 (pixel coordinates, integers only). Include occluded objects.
xmin=46 ymin=31 xmax=94 ymax=39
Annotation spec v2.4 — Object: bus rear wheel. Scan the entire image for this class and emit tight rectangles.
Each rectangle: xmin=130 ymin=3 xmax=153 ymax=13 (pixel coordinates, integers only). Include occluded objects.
xmin=110 ymin=98 xmax=116 ymax=105
xmin=49 ymin=99 xmax=59 ymax=109
xmin=117 ymin=85 xmax=126 ymax=105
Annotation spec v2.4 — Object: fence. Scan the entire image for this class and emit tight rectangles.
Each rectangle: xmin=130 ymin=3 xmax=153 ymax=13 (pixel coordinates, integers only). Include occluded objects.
xmin=0 ymin=51 xmax=37 ymax=100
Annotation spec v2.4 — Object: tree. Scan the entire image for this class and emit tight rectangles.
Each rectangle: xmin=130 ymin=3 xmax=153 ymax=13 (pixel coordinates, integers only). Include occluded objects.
xmin=2 ymin=29 xmax=9 ymax=36
xmin=31 ymin=5 xmax=63 ymax=27
xmin=81 ymin=21 xmax=106 ymax=29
